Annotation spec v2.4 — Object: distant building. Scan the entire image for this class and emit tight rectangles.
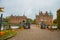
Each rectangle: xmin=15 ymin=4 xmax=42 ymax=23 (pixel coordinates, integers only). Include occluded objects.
xmin=8 ymin=15 xmax=27 ymax=24
xmin=36 ymin=11 xmax=53 ymax=26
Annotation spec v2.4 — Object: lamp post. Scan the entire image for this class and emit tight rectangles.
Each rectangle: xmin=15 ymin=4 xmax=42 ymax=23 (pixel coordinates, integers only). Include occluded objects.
xmin=0 ymin=7 xmax=4 ymax=31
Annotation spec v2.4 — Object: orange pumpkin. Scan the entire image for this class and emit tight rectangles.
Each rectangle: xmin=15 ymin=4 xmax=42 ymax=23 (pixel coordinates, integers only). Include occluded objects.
xmin=0 ymin=32 xmax=5 ymax=36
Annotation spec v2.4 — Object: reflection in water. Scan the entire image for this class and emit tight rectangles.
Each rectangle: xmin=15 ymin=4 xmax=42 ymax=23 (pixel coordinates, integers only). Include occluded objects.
xmin=1 ymin=26 xmax=19 ymax=30
xmin=11 ymin=26 xmax=19 ymax=29
xmin=1 ymin=25 xmax=57 ymax=30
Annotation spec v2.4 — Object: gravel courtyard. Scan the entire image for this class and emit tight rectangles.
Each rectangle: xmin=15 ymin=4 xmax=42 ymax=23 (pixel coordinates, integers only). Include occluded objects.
xmin=8 ymin=24 xmax=60 ymax=40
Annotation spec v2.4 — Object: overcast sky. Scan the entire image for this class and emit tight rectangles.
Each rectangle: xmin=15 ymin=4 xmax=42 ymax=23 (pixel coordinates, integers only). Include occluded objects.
xmin=0 ymin=0 xmax=60 ymax=19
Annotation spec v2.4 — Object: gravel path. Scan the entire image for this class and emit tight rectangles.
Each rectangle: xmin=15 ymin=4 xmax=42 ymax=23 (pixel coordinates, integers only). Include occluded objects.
xmin=8 ymin=25 xmax=60 ymax=40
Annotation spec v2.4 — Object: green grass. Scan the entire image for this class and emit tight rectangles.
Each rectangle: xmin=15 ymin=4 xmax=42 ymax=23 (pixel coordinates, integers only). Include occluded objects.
xmin=0 ymin=30 xmax=16 ymax=40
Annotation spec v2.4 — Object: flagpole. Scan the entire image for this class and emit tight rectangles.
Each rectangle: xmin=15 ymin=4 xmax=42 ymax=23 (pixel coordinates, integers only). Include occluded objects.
xmin=0 ymin=7 xmax=4 ymax=31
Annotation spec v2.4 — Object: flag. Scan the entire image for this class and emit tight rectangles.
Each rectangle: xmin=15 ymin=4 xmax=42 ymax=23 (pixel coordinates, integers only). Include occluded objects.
xmin=0 ymin=7 xmax=4 ymax=12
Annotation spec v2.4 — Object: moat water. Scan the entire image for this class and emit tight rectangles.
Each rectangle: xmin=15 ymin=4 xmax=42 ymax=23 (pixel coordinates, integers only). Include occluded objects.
xmin=1 ymin=26 xmax=57 ymax=30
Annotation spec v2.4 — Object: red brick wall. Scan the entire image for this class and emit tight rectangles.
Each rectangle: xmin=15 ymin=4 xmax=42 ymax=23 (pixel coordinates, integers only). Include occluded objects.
xmin=8 ymin=16 xmax=27 ymax=24
xmin=36 ymin=12 xmax=53 ymax=26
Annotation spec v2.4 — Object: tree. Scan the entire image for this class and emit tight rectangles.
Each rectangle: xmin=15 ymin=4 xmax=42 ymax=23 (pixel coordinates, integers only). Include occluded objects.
xmin=53 ymin=19 xmax=57 ymax=25
xmin=27 ymin=19 xmax=33 ymax=23
xmin=27 ymin=19 xmax=36 ymax=24
xmin=57 ymin=9 xmax=60 ymax=29
xmin=32 ymin=19 xmax=36 ymax=24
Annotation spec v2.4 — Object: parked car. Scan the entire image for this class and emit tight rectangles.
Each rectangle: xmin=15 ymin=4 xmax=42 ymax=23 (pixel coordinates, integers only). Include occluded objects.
xmin=41 ymin=23 xmax=46 ymax=29
xmin=24 ymin=22 xmax=30 ymax=29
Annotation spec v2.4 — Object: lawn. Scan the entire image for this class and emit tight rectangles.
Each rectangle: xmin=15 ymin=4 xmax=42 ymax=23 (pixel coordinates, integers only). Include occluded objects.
xmin=0 ymin=30 xmax=16 ymax=40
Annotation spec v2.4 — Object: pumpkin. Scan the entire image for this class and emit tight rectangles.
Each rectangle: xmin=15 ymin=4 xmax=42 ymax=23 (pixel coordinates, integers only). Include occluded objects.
xmin=0 ymin=32 xmax=5 ymax=36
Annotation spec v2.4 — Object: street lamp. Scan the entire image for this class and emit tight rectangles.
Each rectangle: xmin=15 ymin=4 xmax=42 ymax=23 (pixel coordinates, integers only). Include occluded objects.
xmin=0 ymin=7 xmax=4 ymax=31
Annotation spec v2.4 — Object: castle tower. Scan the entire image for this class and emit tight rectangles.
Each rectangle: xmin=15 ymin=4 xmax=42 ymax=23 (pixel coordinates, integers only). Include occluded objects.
xmin=36 ymin=11 xmax=53 ymax=26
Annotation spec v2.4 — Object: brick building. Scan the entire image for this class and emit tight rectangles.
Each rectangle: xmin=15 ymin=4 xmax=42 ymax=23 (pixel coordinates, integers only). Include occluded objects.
xmin=36 ymin=11 xmax=53 ymax=26
xmin=8 ymin=15 xmax=27 ymax=24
